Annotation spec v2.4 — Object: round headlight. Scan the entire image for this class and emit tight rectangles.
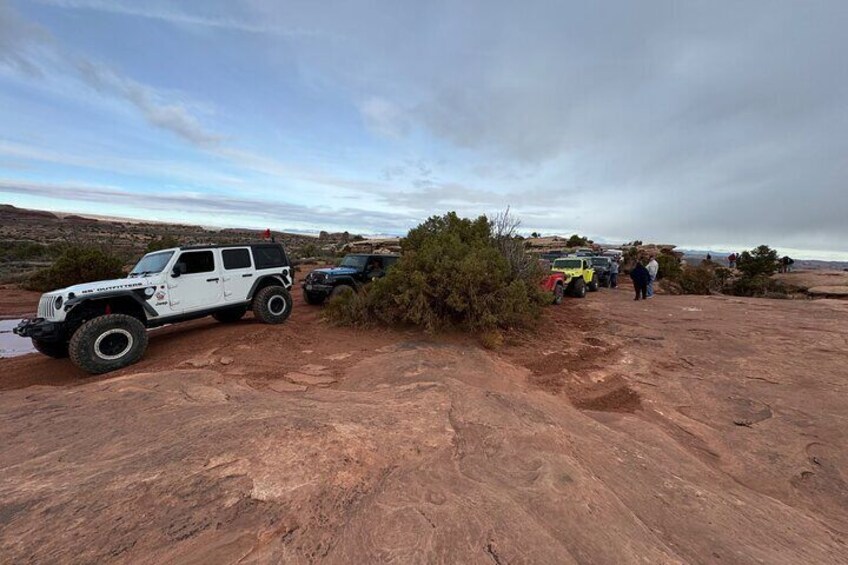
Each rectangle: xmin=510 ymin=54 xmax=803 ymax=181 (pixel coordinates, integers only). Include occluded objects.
xmin=144 ymin=286 xmax=155 ymax=297
xmin=54 ymin=295 xmax=63 ymax=309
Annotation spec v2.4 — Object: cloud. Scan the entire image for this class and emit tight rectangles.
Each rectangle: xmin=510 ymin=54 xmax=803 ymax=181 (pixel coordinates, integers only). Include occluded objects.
xmin=32 ymin=0 xmax=330 ymax=37
xmin=0 ymin=0 xmax=220 ymax=147
xmin=0 ymin=0 xmax=49 ymax=75
xmin=0 ymin=178 xmax=416 ymax=232
xmin=72 ymin=59 xmax=222 ymax=146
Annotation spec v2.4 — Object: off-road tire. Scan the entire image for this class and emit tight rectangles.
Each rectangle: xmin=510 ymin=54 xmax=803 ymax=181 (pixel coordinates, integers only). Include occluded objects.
xmin=303 ymin=290 xmax=325 ymax=305
xmin=212 ymin=307 xmax=247 ymax=323
xmin=553 ymin=282 xmax=564 ymax=305
xmin=253 ymin=286 xmax=292 ymax=324
xmin=572 ymin=278 xmax=586 ymax=298
xmin=32 ymin=338 xmax=69 ymax=359
xmin=588 ymin=277 xmax=599 ymax=292
xmin=330 ymin=284 xmax=355 ymax=299
xmin=69 ymin=314 xmax=148 ymax=374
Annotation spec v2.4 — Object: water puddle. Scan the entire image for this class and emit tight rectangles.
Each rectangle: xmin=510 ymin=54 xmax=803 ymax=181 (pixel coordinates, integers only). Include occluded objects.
xmin=0 ymin=320 xmax=36 ymax=358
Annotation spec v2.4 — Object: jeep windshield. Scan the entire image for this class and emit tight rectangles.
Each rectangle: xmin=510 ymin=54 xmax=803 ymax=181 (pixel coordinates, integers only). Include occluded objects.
xmin=129 ymin=251 xmax=174 ymax=277
xmin=553 ymin=259 xmax=583 ymax=269
xmin=590 ymin=258 xmax=610 ymax=267
xmin=338 ymin=255 xmax=368 ymax=270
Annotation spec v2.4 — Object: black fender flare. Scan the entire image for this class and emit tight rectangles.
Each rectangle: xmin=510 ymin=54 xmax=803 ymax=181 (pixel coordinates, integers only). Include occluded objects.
xmin=65 ymin=290 xmax=158 ymax=318
xmin=248 ymin=274 xmax=288 ymax=299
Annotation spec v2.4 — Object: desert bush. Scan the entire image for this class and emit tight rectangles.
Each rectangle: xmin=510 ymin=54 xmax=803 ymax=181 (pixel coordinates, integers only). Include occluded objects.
xmin=23 ymin=245 xmax=124 ymax=292
xmin=679 ymin=265 xmax=723 ymax=295
xmin=324 ymin=212 xmax=546 ymax=333
xmin=728 ymin=274 xmax=787 ymax=298
xmin=145 ymin=235 xmax=179 ymax=253
xmin=656 ymin=254 xmax=682 ymax=282
xmin=736 ymin=245 xmax=778 ymax=278
xmin=479 ymin=329 xmax=505 ymax=350
xmin=1 ymin=241 xmax=50 ymax=262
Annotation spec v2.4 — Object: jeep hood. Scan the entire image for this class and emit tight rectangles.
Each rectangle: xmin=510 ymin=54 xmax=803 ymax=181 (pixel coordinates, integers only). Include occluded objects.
xmin=551 ymin=268 xmax=580 ymax=277
xmin=312 ymin=267 xmax=358 ymax=276
xmin=59 ymin=277 xmax=157 ymax=297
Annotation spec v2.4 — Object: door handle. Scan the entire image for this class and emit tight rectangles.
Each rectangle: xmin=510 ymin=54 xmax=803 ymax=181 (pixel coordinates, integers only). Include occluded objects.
xmin=206 ymin=278 xmax=219 ymax=282
xmin=242 ymin=274 xmax=253 ymax=278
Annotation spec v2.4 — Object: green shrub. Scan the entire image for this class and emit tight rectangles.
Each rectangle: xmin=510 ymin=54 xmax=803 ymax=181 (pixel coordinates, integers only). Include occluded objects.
xmin=729 ymin=274 xmax=787 ymax=297
xmin=23 ymin=246 xmax=125 ymax=292
xmin=656 ymin=254 xmax=682 ymax=282
xmin=0 ymin=241 xmax=49 ymax=262
xmin=736 ymin=245 xmax=779 ymax=278
xmin=679 ymin=265 xmax=723 ymax=295
xmin=567 ymin=234 xmax=589 ymax=247
xmin=324 ymin=212 xmax=546 ymax=333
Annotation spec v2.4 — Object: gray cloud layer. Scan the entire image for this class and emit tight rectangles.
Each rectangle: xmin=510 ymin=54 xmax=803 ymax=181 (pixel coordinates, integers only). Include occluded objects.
xmin=246 ymin=0 xmax=848 ymax=251
xmin=5 ymin=1 xmax=848 ymax=253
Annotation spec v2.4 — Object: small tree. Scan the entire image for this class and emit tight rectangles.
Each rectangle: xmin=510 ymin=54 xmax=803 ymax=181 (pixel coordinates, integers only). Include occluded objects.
xmin=736 ymin=245 xmax=779 ymax=278
xmin=325 ymin=211 xmax=545 ymax=333
xmin=656 ymin=254 xmax=682 ymax=282
xmin=567 ymin=234 xmax=588 ymax=247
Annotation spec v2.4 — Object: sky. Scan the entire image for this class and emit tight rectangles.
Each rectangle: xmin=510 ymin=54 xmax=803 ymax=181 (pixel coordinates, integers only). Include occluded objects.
xmin=1 ymin=0 xmax=847 ymax=259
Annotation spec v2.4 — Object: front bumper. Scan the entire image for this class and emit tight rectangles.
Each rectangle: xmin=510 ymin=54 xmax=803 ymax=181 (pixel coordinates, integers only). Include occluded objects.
xmin=13 ymin=318 xmax=64 ymax=342
xmin=302 ymin=282 xmax=334 ymax=296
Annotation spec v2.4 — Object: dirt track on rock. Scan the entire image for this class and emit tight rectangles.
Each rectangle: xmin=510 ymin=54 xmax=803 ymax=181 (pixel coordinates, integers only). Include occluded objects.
xmin=2 ymin=289 xmax=848 ymax=563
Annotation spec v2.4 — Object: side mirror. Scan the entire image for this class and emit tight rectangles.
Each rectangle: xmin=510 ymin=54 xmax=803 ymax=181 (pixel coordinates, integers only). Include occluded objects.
xmin=171 ymin=263 xmax=186 ymax=277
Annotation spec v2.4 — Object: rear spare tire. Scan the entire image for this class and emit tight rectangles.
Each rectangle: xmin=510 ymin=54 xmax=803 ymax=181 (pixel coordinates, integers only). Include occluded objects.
xmin=69 ymin=314 xmax=148 ymax=374
xmin=32 ymin=338 xmax=69 ymax=359
xmin=253 ymin=286 xmax=292 ymax=324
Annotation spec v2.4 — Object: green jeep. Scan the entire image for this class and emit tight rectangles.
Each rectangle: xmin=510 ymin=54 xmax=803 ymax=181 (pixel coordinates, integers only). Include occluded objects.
xmin=551 ymin=257 xmax=598 ymax=297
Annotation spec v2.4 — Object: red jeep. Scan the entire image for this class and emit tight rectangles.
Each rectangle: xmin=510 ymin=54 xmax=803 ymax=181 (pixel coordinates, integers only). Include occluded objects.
xmin=539 ymin=260 xmax=567 ymax=305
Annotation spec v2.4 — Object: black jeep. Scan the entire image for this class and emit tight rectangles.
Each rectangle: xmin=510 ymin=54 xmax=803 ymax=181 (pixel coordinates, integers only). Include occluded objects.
xmin=588 ymin=256 xmax=613 ymax=287
xmin=302 ymin=253 xmax=399 ymax=305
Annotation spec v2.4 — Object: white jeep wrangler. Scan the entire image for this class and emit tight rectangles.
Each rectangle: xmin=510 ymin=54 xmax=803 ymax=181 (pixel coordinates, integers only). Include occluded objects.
xmin=14 ymin=243 xmax=293 ymax=374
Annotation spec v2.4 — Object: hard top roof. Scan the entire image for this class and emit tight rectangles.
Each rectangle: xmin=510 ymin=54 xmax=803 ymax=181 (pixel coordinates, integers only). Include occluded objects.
xmin=345 ymin=252 xmax=400 ymax=257
xmin=176 ymin=242 xmax=286 ymax=251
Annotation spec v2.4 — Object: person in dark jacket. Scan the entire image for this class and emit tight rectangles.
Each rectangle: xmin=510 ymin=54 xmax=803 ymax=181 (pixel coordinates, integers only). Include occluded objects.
xmin=630 ymin=261 xmax=651 ymax=301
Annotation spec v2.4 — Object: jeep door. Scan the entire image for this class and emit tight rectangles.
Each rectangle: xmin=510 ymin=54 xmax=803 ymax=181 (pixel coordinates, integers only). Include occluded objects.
xmin=168 ymin=249 xmax=223 ymax=312
xmin=221 ymin=247 xmax=254 ymax=303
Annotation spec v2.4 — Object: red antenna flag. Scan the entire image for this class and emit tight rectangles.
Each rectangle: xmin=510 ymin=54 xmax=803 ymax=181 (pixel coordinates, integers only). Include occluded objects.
xmin=262 ymin=228 xmax=271 ymax=239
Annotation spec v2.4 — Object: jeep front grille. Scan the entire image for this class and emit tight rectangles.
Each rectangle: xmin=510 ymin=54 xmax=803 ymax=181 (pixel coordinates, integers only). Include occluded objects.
xmin=38 ymin=295 xmax=56 ymax=319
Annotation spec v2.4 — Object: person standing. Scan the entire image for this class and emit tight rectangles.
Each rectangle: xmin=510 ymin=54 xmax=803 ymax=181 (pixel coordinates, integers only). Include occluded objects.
xmin=630 ymin=260 xmax=650 ymax=301
xmin=728 ymin=253 xmax=737 ymax=269
xmin=609 ymin=258 xmax=620 ymax=289
xmin=646 ymin=255 xmax=659 ymax=298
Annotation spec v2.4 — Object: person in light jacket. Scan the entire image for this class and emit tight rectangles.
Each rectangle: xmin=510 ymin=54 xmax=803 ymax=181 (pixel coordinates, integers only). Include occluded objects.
xmin=646 ymin=255 xmax=659 ymax=298
xmin=609 ymin=259 xmax=620 ymax=289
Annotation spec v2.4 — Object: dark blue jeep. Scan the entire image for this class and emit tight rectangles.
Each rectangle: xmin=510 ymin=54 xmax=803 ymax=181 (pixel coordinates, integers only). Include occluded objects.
xmin=301 ymin=253 xmax=400 ymax=305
